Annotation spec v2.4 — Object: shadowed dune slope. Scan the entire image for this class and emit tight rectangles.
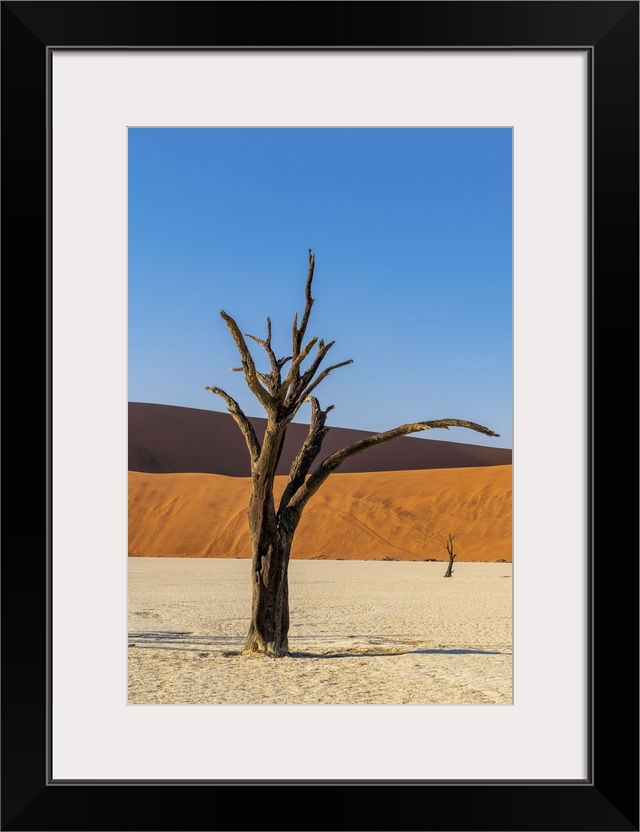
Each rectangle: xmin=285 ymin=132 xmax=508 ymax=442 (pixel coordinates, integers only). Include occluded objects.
xmin=129 ymin=465 xmax=512 ymax=562
xmin=129 ymin=402 xmax=512 ymax=476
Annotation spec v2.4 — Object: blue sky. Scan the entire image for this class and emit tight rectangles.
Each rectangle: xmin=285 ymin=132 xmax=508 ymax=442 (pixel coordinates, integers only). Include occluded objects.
xmin=128 ymin=128 xmax=512 ymax=448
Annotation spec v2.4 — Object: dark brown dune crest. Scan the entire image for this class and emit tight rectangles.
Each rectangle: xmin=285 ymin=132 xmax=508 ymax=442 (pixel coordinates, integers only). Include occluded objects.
xmin=129 ymin=402 xmax=512 ymax=476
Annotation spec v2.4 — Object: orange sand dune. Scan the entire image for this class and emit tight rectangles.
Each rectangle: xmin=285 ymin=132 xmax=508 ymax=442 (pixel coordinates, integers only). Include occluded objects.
xmin=129 ymin=465 xmax=512 ymax=562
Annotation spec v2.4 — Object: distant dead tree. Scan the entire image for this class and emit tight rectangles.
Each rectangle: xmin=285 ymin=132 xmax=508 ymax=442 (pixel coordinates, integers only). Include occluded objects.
xmin=207 ymin=250 xmax=499 ymax=657
xmin=444 ymin=533 xmax=457 ymax=577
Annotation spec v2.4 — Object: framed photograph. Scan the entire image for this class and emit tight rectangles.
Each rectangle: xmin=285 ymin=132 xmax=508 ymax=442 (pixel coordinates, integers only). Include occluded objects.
xmin=3 ymin=2 xmax=637 ymax=830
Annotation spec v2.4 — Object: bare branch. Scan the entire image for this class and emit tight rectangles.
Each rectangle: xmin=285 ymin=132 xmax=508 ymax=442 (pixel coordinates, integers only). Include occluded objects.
xmin=245 ymin=318 xmax=280 ymax=379
xmin=205 ymin=385 xmax=261 ymax=464
xmin=292 ymin=250 xmax=315 ymax=360
xmin=245 ymin=333 xmax=268 ymax=348
xmin=280 ymin=337 xmax=319 ymax=397
xmin=282 ymin=357 xmax=353 ymax=421
xmin=242 ymin=317 xmax=283 ymax=396
xmin=220 ymin=310 xmax=273 ymax=412
xmin=298 ymin=359 xmax=354 ymax=401
xmin=288 ymin=418 xmax=499 ymax=512
xmin=296 ymin=340 xmax=336 ymax=394
xmin=278 ymin=396 xmax=332 ymax=514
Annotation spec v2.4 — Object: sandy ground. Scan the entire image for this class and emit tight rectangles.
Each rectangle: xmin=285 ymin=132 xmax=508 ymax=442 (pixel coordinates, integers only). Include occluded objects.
xmin=129 ymin=465 xmax=512 ymax=561
xmin=128 ymin=558 xmax=512 ymax=705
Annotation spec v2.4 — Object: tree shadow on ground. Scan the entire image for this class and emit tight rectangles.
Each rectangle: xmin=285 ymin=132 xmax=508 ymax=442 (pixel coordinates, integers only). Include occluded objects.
xmin=291 ymin=647 xmax=506 ymax=658
xmin=128 ymin=631 xmax=510 ymax=658
xmin=128 ymin=631 xmax=239 ymax=653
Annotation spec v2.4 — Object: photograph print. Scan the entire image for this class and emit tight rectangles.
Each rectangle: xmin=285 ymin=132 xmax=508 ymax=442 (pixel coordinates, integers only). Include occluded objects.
xmin=127 ymin=127 xmax=513 ymax=705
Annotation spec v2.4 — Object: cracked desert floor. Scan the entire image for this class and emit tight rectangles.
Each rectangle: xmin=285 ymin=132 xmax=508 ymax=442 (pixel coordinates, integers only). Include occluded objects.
xmin=128 ymin=558 xmax=512 ymax=705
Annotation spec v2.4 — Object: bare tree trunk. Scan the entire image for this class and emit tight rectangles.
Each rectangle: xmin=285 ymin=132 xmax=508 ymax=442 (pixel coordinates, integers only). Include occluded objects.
xmin=244 ymin=527 xmax=292 ymax=656
xmin=242 ymin=423 xmax=301 ymax=657
xmin=244 ymin=499 xmax=302 ymax=656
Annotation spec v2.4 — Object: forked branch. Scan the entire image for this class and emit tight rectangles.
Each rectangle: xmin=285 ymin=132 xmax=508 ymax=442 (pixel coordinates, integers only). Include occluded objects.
xmin=220 ymin=311 xmax=273 ymax=412
xmin=280 ymin=337 xmax=319 ymax=397
xmin=244 ymin=317 xmax=281 ymax=389
xmin=278 ymin=397 xmax=334 ymax=514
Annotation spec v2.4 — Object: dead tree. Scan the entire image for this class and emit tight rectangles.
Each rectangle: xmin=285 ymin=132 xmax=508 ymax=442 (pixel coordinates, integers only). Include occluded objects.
xmin=444 ymin=533 xmax=456 ymax=577
xmin=207 ymin=250 xmax=499 ymax=657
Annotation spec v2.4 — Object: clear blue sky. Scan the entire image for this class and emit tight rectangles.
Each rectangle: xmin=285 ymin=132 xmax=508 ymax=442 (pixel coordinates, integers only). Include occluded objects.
xmin=129 ymin=128 xmax=512 ymax=448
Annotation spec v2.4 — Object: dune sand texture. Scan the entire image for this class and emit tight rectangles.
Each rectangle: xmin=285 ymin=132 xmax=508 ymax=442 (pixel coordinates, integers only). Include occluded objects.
xmin=128 ymin=558 xmax=512 ymax=705
xmin=128 ymin=465 xmax=512 ymax=562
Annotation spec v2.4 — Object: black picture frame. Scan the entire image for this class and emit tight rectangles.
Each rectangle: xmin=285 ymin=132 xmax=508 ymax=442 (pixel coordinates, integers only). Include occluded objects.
xmin=2 ymin=2 xmax=638 ymax=830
